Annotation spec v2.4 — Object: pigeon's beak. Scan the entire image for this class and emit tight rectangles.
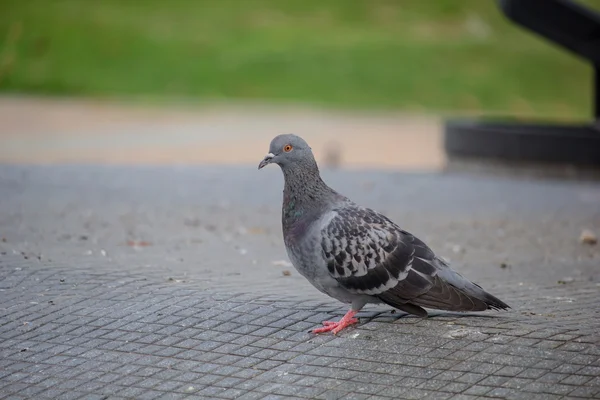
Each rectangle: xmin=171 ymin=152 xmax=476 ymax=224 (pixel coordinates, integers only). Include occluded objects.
xmin=258 ymin=153 xmax=274 ymax=170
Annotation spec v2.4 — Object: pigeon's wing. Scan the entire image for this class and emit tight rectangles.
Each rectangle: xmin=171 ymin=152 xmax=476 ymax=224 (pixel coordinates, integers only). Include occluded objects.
xmin=321 ymin=207 xmax=508 ymax=315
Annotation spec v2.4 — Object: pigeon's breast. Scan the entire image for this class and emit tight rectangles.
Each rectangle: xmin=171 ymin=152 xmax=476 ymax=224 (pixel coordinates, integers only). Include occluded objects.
xmin=285 ymin=211 xmax=352 ymax=300
xmin=285 ymin=219 xmax=325 ymax=280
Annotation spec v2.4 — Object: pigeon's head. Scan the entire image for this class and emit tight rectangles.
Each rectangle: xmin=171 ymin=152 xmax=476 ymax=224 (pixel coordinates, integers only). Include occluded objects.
xmin=258 ymin=134 xmax=315 ymax=170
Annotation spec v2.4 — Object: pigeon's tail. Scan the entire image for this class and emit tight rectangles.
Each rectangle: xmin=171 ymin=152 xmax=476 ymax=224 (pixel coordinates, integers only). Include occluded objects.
xmin=410 ymin=261 xmax=511 ymax=312
xmin=377 ymin=259 xmax=510 ymax=315
xmin=478 ymin=289 xmax=511 ymax=311
xmin=406 ymin=274 xmax=510 ymax=313
xmin=376 ymin=275 xmax=510 ymax=317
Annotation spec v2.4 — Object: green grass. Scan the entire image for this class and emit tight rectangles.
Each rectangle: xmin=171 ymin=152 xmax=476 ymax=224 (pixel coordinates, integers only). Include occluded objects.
xmin=1 ymin=0 xmax=598 ymax=119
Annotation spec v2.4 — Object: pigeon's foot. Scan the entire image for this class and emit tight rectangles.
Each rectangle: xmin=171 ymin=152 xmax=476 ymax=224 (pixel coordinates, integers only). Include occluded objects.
xmin=312 ymin=309 xmax=358 ymax=335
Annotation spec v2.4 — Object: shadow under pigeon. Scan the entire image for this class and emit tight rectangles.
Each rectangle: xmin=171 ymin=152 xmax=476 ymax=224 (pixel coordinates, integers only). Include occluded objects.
xmin=357 ymin=309 xmax=506 ymax=322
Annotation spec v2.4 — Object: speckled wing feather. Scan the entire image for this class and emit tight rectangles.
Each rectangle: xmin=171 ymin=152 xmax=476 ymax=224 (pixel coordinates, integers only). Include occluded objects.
xmin=321 ymin=206 xmax=508 ymax=315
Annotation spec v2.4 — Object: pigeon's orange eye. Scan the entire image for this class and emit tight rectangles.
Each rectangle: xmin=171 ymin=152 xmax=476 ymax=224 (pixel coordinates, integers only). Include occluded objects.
xmin=283 ymin=144 xmax=293 ymax=152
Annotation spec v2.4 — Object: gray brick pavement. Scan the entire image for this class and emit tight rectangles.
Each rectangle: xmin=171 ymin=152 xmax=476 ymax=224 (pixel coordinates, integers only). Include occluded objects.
xmin=1 ymin=166 xmax=599 ymax=399
xmin=1 ymin=260 xmax=599 ymax=399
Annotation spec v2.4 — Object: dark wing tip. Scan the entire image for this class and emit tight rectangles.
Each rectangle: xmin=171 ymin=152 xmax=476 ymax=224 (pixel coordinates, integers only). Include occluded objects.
xmin=484 ymin=293 xmax=511 ymax=311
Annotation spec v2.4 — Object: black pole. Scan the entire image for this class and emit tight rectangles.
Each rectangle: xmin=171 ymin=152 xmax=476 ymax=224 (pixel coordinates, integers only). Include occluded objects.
xmin=595 ymin=64 xmax=599 ymax=121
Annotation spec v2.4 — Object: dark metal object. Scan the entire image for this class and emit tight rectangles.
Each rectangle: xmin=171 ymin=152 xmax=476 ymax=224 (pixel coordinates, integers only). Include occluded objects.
xmin=445 ymin=121 xmax=600 ymax=164
xmin=592 ymin=64 xmax=600 ymax=118
xmin=444 ymin=0 xmax=600 ymax=165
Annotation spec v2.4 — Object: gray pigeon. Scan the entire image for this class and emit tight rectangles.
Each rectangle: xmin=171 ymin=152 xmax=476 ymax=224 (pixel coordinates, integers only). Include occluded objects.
xmin=259 ymin=134 xmax=509 ymax=334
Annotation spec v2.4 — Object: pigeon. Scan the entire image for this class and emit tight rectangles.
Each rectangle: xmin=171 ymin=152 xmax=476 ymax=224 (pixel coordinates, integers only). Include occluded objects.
xmin=259 ymin=134 xmax=510 ymax=334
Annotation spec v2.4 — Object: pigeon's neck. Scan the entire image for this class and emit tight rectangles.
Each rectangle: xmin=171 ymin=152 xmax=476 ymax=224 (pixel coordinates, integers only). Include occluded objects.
xmin=281 ymin=164 xmax=339 ymax=231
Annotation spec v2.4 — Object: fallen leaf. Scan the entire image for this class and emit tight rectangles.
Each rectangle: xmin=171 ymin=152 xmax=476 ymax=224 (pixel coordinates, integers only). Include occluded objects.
xmin=127 ymin=240 xmax=152 ymax=247
xmin=580 ymin=229 xmax=597 ymax=245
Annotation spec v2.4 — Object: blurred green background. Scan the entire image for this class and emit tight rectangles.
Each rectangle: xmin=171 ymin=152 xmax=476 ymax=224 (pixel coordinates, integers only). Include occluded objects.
xmin=1 ymin=0 xmax=598 ymax=119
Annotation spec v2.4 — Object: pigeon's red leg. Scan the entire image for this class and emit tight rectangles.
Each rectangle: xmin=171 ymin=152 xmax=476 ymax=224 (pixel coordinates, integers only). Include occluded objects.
xmin=312 ymin=309 xmax=359 ymax=334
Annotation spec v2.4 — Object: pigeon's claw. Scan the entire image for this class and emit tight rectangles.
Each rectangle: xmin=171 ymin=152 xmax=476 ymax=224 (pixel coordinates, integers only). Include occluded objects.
xmin=312 ymin=319 xmax=358 ymax=334
xmin=312 ymin=310 xmax=359 ymax=335
xmin=321 ymin=321 xmax=338 ymax=326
